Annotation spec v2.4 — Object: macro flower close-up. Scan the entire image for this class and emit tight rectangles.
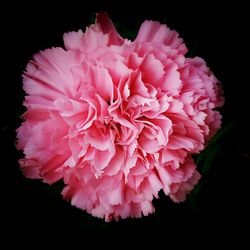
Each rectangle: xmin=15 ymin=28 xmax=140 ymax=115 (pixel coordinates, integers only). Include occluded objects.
xmin=16 ymin=12 xmax=224 ymax=221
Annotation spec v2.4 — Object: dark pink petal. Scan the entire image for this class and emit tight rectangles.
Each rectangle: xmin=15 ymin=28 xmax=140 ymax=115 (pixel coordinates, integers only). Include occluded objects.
xmin=96 ymin=12 xmax=124 ymax=45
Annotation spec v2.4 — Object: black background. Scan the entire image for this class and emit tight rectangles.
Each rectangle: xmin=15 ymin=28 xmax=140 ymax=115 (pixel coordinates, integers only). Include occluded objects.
xmin=2 ymin=0 xmax=249 ymax=246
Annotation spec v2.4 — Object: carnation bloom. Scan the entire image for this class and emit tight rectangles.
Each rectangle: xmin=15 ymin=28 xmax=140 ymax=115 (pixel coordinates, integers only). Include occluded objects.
xmin=16 ymin=12 xmax=224 ymax=221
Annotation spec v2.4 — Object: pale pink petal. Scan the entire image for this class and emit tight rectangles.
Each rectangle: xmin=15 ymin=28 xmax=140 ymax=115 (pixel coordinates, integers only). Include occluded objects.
xmin=102 ymin=181 xmax=124 ymax=205
xmin=147 ymin=171 xmax=163 ymax=198
xmin=140 ymin=53 xmax=164 ymax=83
xmin=105 ymin=146 xmax=125 ymax=176
xmin=63 ymin=30 xmax=85 ymax=51
xmin=90 ymin=65 xmax=113 ymax=101
xmin=141 ymin=200 xmax=155 ymax=216
xmin=135 ymin=20 xmax=187 ymax=54
xmin=160 ymin=61 xmax=182 ymax=94
xmin=93 ymin=148 xmax=115 ymax=173
xmin=64 ymin=27 xmax=109 ymax=53
xmin=170 ymin=157 xmax=201 ymax=202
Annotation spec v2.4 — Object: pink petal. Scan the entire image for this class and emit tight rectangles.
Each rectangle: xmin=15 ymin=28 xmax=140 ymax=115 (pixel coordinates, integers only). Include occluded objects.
xmin=105 ymin=146 xmax=125 ymax=176
xmin=90 ymin=65 xmax=113 ymax=101
xmin=147 ymin=171 xmax=162 ymax=198
xmin=140 ymin=53 xmax=164 ymax=83
xmin=64 ymin=26 xmax=109 ymax=53
xmin=103 ymin=182 xmax=124 ymax=205
xmin=141 ymin=200 xmax=155 ymax=216
xmin=93 ymin=148 xmax=115 ymax=173
xmin=63 ymin=30 xmax=84 ymax=51
xmin=168 ymin=135 xmax=195 ymax=150
xmin=160 ymin=62 xmax=182 ymax=94
xmin=135 ymin=20 xmax=187 ymax=54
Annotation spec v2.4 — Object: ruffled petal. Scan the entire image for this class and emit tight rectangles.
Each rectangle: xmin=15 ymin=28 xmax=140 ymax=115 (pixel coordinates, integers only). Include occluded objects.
xmin=96 ymin=12 xmax=124 ymax=45
xmin=135 ymin=20 xmax=187 ymax=54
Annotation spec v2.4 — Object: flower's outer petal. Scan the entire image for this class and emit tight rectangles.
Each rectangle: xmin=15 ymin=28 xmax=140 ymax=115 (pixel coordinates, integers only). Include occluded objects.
xmin=135 ymin=20 xmax=187 ymax=54
xmin=63 ymin=27 xmax=109 ymax=53
xmin=170 ymin=156 xmax=201 ymax=202
xmin=96 ymin=11 xmax=124 ymax=45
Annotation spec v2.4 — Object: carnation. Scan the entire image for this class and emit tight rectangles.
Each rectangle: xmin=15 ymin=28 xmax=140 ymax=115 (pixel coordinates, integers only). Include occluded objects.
xmin=16 ymin=12 xmax=224 ymax=221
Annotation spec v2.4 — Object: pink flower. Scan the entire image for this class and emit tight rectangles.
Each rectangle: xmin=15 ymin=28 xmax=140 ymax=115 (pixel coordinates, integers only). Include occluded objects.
xmin=16 ymin=12 xmax=224 ymax=221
